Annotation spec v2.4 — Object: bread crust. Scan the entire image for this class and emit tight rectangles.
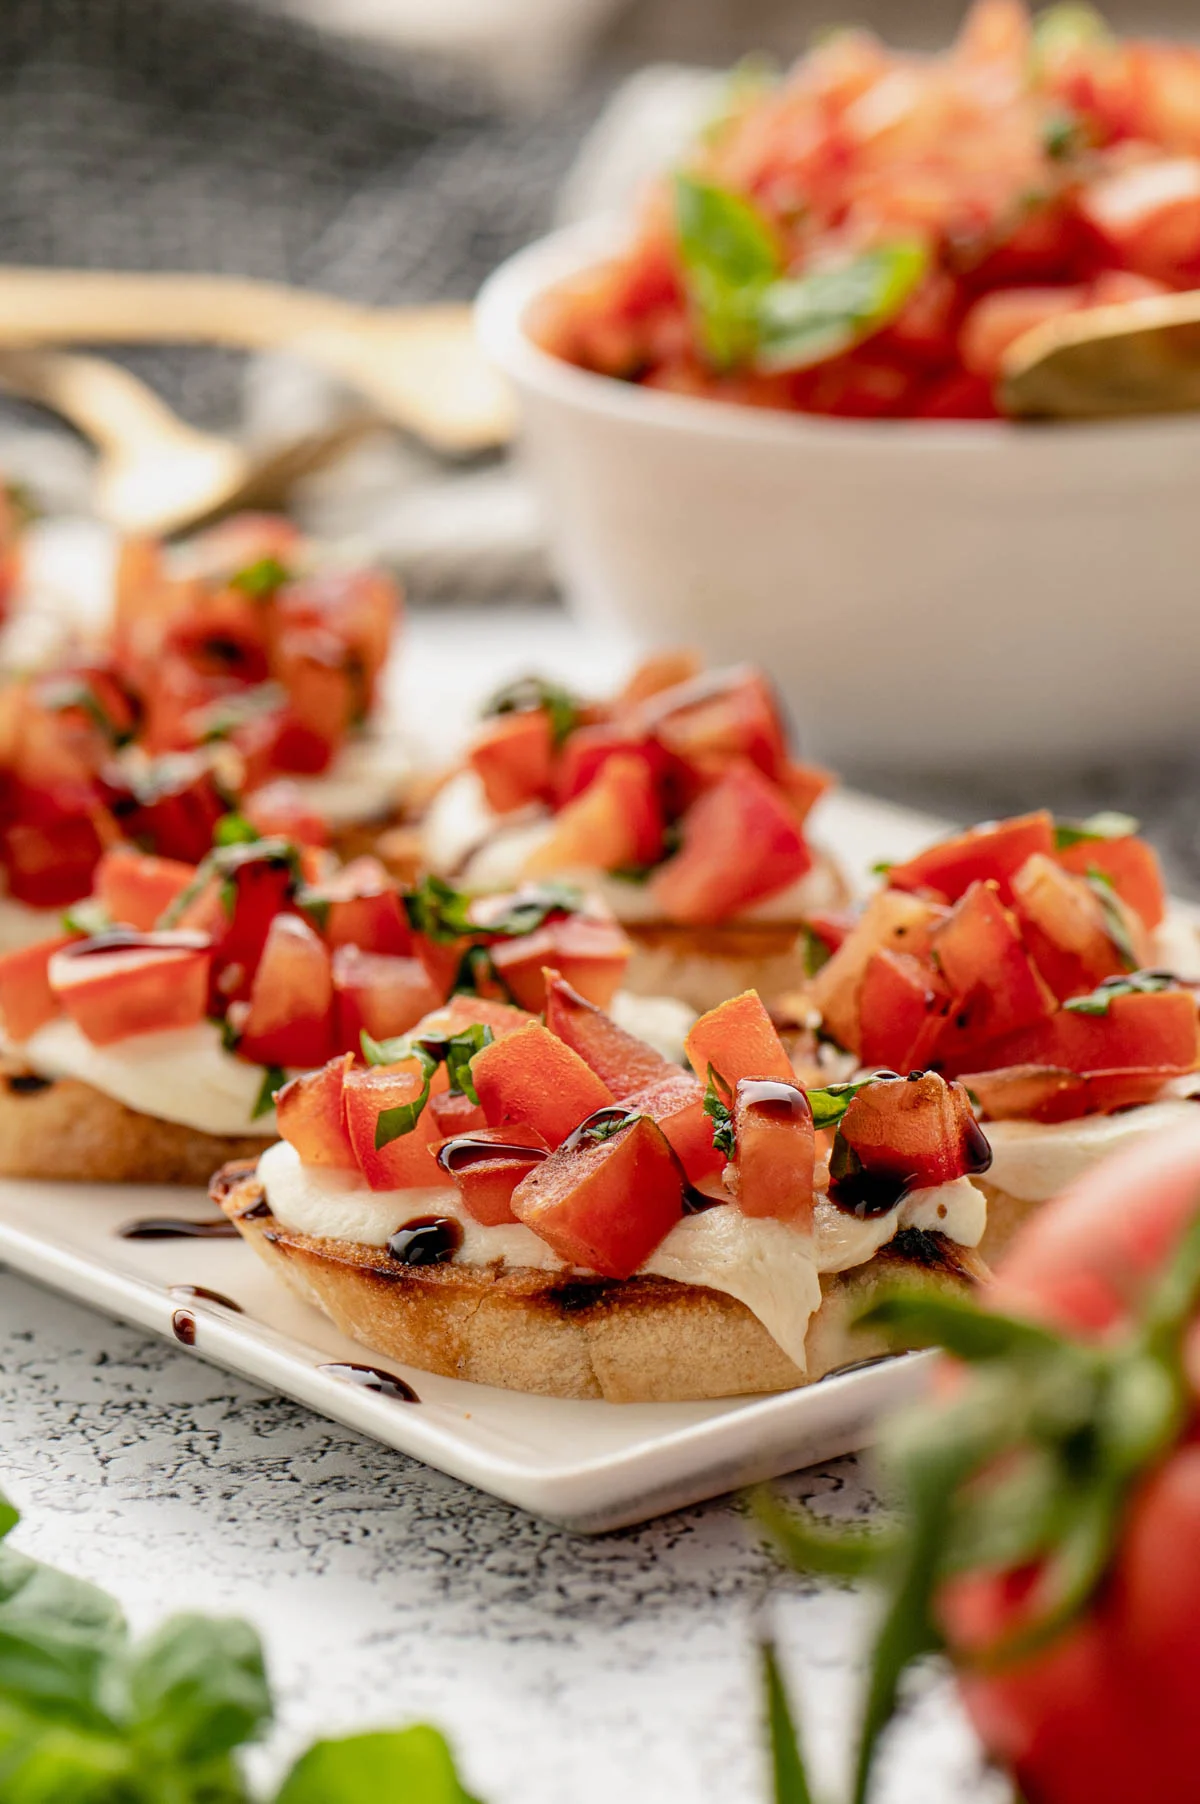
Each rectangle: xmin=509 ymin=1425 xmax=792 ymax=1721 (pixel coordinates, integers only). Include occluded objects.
xmin=213 ymin=1162 xmax=989 ymax=1403
xmin=0 ymin=1063 xmax=273 ymax=1186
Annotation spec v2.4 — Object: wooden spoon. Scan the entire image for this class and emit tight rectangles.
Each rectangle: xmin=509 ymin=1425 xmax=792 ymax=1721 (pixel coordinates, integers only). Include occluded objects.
xmin=1002 ymin=289 xmax=1200 ymax=420
xmin=0 ymin=349 xmax=373 ymax=536
xmin=0 ymin=270 xmax=514 ymax=455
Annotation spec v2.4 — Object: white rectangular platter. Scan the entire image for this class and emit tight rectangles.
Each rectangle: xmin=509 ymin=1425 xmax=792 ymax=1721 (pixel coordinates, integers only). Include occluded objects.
xmin=0 ymin=788 xmax=958 ymax=1532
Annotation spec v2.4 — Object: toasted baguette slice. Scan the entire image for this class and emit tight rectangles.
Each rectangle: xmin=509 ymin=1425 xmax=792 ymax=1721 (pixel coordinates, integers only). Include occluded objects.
xmin=0 ymin=1062 xmax=273 ymax=1186
xmin=214 ymin=1160 xmax=989 ymax=1403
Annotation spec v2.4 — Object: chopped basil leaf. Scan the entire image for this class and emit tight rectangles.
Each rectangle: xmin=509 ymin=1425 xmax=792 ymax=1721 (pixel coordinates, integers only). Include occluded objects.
xmin=1043 ymin=106 xmax=1086 ymax=160
xmin=1084 ymin=867 xmax=1140 ymax=972
xmin=756 ymin=239 xmax=929 ymax=373
xmin=371 ymin=1040 xmax=440 ymax=1148
xmin=296 ymin=890 xmax=331 ymax=932
xmin=703 ymin=1063 xmax=736 ymax=1159
xmin=675 ymin=173 xmax=780 ymax=369
xmin=446 ymin=1024 xmax=493 ymax=1102
xmin=1064 ymin=970 xmax=1177 ymax=1016
xmin=219 ymin=1012 xmax=242 ymax=1053
xmin=214 ymin=812 xmax=260 ymax=847
xmin=483 ymin=674 xmax=581 ymax=747
xmin=229 ymin=554 xmax=290 ymax=598
xmin=580 ymin=1109 xmax=642 ymax=1147
xmin=805 ymin=1076 xmax=881 ymax=1131
xmin=801 ymin=923 xmax=831 ymax=979
xmin=1054 ymin=811 xmax=1140 ymax=849
xmin=196 ymin=680 xmax=287 ymax=745
xmin=700 ymin=52 xmax=779 ymax=147
xmin=62 ymin=898 xmax=112 ymax=936
xmin=406 ymin=874 xmax=582 ymax=944
xmin=252 ymin=1065 xmax=286 ymax=1120
xmin=39 ymin=677 xmax=130 ymax=747
xmin=870 ymin=859 xmax=895 ymax=878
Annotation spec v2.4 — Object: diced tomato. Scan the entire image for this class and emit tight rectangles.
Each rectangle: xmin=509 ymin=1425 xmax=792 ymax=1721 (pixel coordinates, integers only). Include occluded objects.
xmin=940 ymin=987 xmax=1200 ymax=1082
xmin=3 ymin=805 xmax=106 ymax=909
xmin=243 ymin=781 xmax=331 ymax=849
xmin=637 ymin=666 xmax=787 ymax=781
xmin=0 ymin=934 xmax=73 ymax=1042
xmin=472 ymin=1021 xmax=614 ymax=1146
xmin=510 ymin=1112 xmax=683 ymax=1278
xmin=686 ymin=990 xmax=794 ymax=1091
xmin=276 ymin=566 xmax=396 ymax=701
xmin=544 ymin=969 xmax=673 ymax=1096
xmin=616 ymin=649 xmax=703 ymax=708
xmin=1078 ymin=157 xmax=1200 ymax=284
xmin=624 ymin=1069 xmax=726 ymax=1185
xmin=926 ymin=881 xmax=1056 ymax=1065
xmin=103 ymin=757 xmax=229 ymax=865
xmin=554 ymin=725 xmax=665 ymax=807
xmin=1011 ymin=853 xmax=1147 ymax=1001
xmin=435 ymin=1123 xmax=549 ymax=1226
xmin=49 ymin=931 xmax=211 ymax=1046
xmin=727 ymin=1076 xmax=815 ymax=1225
xmin=957 ymin=1062 xmax=1184 ymax=1125
xmin=237 ymin=914 xmax=334 ymax=1069
xmin=342 ymin=1060 xmax=447 ymax=1191
xmin=331 ymin=945 xmax=442 ymax=1053
xmin=488 ymin=914 xmax=632 ymax=1013
xmin=411 ymin=994 xmax=536 ymax=1042
xmin=1056 ymin=834 xmax=1166 ymax=931
xmin=777 ymin=760 xmax=834 ymax=826
xmin=300 ymin=856 xmax=411 ymax=955
xmin=469 ymin=710 xmax=556 ymax=814
xmin=809 ymin=889 xmax=947 ymax=1054
xmin=94 ymin=847 xmax=197 ymax=931
xmin=523 ymin=754 xmax=663 ymax=878
xmin=650 ymin=759 xmax=812 ymax=925
xmin=276 ymin=1054 xmax=356 ymax=1167
xmin=177 ymin=846 xmax=297 ymax=1004
xmin=833 ymin=1072 xmax=991 ymax=1197
xmin=426 ymin=1088 xmax=487 ymax=1140
xmin=885 ymin=812 xmax=1056 ymax=905
xmin=803 ymin=907 xmax=856 ymax=958
xmin=859 ymin=948 xmax=950 ymax=1072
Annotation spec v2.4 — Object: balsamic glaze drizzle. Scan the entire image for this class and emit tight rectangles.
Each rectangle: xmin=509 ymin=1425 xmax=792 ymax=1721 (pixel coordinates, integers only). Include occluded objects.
xmin=319 ymin=1363 xmax=420 ymax=1403
xmin=387 ymin=1216 xmax=464 ymax=1265
xmin=119 ymin=1217 xmax=239 ymax=1240
xmin=168 ymin=1285 xmax=243 ymax=1313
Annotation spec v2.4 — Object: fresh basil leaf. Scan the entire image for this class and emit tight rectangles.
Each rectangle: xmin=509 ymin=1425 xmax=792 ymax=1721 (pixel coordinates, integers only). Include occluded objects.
xmin=251 ymin=1068 xmax=285 ymax=1121
xmin=483 ymin=675 xmax=580 ymax=748
xmin=1043 ymin=106 xmax=1086 ymax=160
xmin=751 ymin=1488 xmax=896 ymax=1580
xmin=38 ymin=679 xmax=128 ymax=748
xmin=756 ymin=239 xmax=929 ymax=373
xmin=0 ymin=1545 xmax=128 ymax=1730
xmin=800 ymin=924 xmax=830 ymax=979
xmin=1053 ymin=810 xmax=1140 ymax=849
xmin=760 ymin=1637 xmax=815 ymax=1804
xmin=213 ymin=814 xmax=260 ymax=848
xmin=805 ymin=1077 xmax=879 ymax=1131
xmin=0 ymin=1491 xmax=16 ymax=1542
xmin=120 ymin=1614 xmax=270 ymax=1767
xmin=675 ymin=173 xmax=780 ymax=368
xmin=197 ymin=682 xmax=288 ymax=746
xmin=406 ymin=875 xmax=583 ymax=946
xmin=403 ymin=875 xmax=476 ymax=943
xmin=1063 ymin=969 xmax=1176 ymax=1016
xmin=1083 ymin=868 xmax=1140 ymax=972
xmin=869 ymin=859 xmax=894 ymax=877
xmin=274 ymin=1725 xmax=479 ymax=1804
xmin=858 ymin=1290 xmax=1069 ymax=1364
xmin=445 ymin=1026 xmax=492 ymax=1102
xmin=703 ymin=1063 xmax=736 ymax=1159
xmin=229 ymin=556 xmax=290 ymax=599
xmin=61 ymin=900 xmax=112 ymax=938
xmin=579 ymin=1109 xmax=641 ymax=1148
xmin=361 ymin=1032 xmax=435 ymax=1072
xmin=375 ymin=1092 xmax=432 ymax=1149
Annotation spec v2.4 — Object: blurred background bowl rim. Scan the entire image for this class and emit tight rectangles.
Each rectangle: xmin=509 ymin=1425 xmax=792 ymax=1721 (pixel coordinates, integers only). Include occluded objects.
xmin=478 ymin=217 xmax=1200 ymax=453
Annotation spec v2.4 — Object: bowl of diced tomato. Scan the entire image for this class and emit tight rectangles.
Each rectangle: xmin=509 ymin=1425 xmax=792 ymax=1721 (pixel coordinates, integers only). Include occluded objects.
xmin=478 ymin=0 xmax=1200 ymax=768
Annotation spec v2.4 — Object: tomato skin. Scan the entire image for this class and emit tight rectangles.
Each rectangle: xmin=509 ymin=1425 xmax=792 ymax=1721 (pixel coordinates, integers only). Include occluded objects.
xmin=1056 ymin=834 xmax=1167 ymax=932
xmin=511 ymin=1113 xmax=683 ymax=1278
xmin=728 ymin=1076 xmax=815 ymax=1225
xmin=331 ymin=945 xmax=441 ymax=1052
xmin=650 ymin=758 xmax=812 ymax=926
xmin=685 ymin=990 xmax=795 ymax=1092
xmin=94 ymin=847 xmax=197 ymax=931
xmin=49 ymin=936 xmax=211 ymax=1045
xmin=342 ymin=1061 xmax=447 ymax=1190
xmin=886 ymin=812 xmax=1056 ymax=906
xmin=488 ymin=915 xmax=631 ymax=1014
xmin=524 ymin=754 xmax=662 ymax=879
xmin=0 ymin=935 xmax=74 ymax=1042
xmin=545 ymin=970 xmax=673 ymax=1096
xmin=938 ymin=1118 xmax=1200 ymax=1804
xmin=472 ymin=1022 xmax=614 ymax=1148
xmin=236 ymin=914 xmax=335 ymax=1070
xmin=468 ymin=710 xmax=556 ymax=814
xmin=276 ymin=1055 xmax=357 ymax=1168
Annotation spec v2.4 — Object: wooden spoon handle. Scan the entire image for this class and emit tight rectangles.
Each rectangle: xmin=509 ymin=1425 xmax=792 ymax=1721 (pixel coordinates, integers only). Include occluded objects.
xmin=0 ymin=348 xmax=204 ymax=452
xmin=0 ymin=268 xmax=458 ymax=349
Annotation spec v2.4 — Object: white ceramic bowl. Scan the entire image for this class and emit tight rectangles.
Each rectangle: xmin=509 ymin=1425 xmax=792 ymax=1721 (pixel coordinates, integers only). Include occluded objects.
xmin=477 ymin=221 xmax=1200 ymax=769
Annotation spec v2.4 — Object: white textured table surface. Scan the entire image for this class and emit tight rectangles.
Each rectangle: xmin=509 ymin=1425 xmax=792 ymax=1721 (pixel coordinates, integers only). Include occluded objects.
xmin=1 ymin=609 xmax=1009 ymax=1804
